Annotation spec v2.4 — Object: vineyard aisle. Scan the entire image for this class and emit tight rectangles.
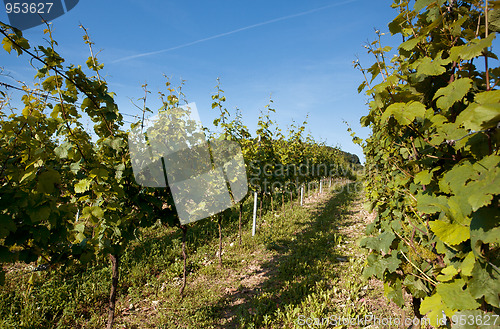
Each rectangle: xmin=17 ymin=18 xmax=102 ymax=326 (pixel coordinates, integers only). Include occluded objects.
xmin=108 ymin=181 xmax=418 ymax=329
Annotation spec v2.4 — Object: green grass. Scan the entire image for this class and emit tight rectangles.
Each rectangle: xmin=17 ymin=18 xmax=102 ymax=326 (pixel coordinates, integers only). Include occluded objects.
xmin=1 ymin=181 xmax=400 ymax=329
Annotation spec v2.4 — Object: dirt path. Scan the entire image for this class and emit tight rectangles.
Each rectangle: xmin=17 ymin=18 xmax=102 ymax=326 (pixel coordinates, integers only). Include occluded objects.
xmin=212 ymin=182 xmax=419 ymax=328
xmin=114 ymin=182 xmax=419 ymax=329
xmin=336 ymin=189 xmax=418 ymax=329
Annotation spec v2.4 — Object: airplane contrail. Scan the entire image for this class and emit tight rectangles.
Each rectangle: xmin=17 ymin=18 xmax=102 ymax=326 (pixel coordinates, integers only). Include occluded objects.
xmin=111 ymin=0 xmax=356 ymax=64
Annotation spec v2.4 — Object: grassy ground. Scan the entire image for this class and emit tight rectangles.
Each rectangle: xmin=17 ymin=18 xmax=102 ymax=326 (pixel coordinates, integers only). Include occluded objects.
xmin=0 ymin=181 xmax=418 ymax=328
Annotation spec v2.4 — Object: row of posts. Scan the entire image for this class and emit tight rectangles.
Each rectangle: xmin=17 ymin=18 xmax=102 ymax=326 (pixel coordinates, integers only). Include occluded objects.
xmin=252 ymin=177 xmax=336 ymax=236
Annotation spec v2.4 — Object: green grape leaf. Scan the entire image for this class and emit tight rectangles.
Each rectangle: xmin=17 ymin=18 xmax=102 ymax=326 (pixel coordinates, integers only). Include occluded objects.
xmin=381 ymin=101 xmax=426 ymax=125
xmin=436 ymin=265 xmax=459 ymax=282
xmin=403 ymin=276 xmax=428 ymax=298
xmin=70 ymin=162 xmax=81 ymax=174
xmin=459 ymin=252 xmax=475 ymax=277
xmin=1 ymin=33 xmax=29 ymax=56
xmin=438 ymin=162 xmax=473 ymax=194
xmin=415 ymin=56 xmax=446 ymax=78
xmin=416 ymin=193 xmax=448 ymax=214
xmin=429 ymin=220 xmax=470 ymax=246
xmin=363 ymin=252 xmax=401 ymax=279
xmin=54 ymin=143 xmax=70 ymax=159
xmin=450 ymin=16 xmax=468 ymax=36
xmin=91 ymin=206 xmax=104 ymax=219
xmin=433 ymin=78 xmax=472 ymax=111
xmin=359 ymin=231 xmax=396 ymax=253
xmin=90 ymin=168 xmax=109 ymax=180
xmin=420 ymin=293 xmax=454 ymax=328
xmin=467 ymin=189 xmax=495 ymax=211
xmin=490 ymin=8 xmax=500 ymax=32
xmin=462 ymin=156 xmax=500 ymax=211
xmin=474 ymin=89 xmax=500 ymax=104
xmin=357 ymin=81 xmax=367 ymax=93
xmin=449 ymin=34 xmax=496 ymax=61
xmin=2 ymin=37 xmax=13 ymax=54
xmin=470 ymin=207 xmax=500 ymax=259
xmin=468 ymin=263 xmax=500 ymax=308
xmin=399 ymin=35 xmax=425 ymax=51
xmin=414 ymin=169 xmax=434 ymax=185
xmin=20 ymin=169 xmax=37 ymax=183
xmin=37 ymin=170 xmax=61 ymax=194
xmin=106 ymin=137 xmax=124 ymax=151
xmin=457 ymin=89 xmax=500 ymax=131
xmin=27 ymin=206 xmax=51 ymax=223
xmin=437 ymin=279 xmax=480 ymax=310
xmin=388 ymin=12 xmax=405 ymax=35
xmin=457 ymin=103 xmax=500 ymax=132
xmin=414 ymin=0 xmax=434 ymax=12
xmin=384 ymin=279 xmax=404 ymax=307
xmin=446 ymin=195 xmax=472 ymax=226
xmin=74 ymin=223 xmax=85 ymax=233
xmin=75 ymin=179 xmax=91 ymax=193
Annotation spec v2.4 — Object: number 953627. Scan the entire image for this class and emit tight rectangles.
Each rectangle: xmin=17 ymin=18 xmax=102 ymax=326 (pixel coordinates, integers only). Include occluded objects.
xmin=451 ymin=314 xmax=499 ymax=327
xmin=5 ymin=2 xmax=53 ymax=14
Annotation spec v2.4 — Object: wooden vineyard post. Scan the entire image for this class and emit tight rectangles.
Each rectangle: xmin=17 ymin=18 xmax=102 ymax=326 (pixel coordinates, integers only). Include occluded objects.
xmin=271 ymin=193 xmax=274 ymax=213
xmin=282 ymin=190 xmax=285 ymax=215
xmin=106 ymin=254 xmax=119 ymax=329
xmin=179 ymin=225 xmax=188 ymax=296
xmin=218 ymin=214 xmax=223 ymax=267
xmin=259 ymin=195 xmax=262 ymax=221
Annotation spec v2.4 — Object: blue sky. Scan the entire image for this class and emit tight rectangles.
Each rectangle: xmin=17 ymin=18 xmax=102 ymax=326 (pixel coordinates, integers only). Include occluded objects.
xmin=1 ymin=1 xmax=492 ymax=163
